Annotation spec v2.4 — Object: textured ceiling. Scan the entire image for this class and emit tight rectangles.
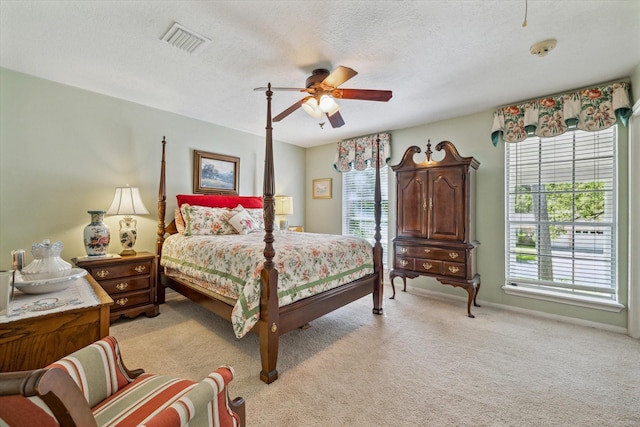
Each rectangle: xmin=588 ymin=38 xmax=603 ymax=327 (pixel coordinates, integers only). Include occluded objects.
xmin=1 ymin=1 xmax=639 ymax=147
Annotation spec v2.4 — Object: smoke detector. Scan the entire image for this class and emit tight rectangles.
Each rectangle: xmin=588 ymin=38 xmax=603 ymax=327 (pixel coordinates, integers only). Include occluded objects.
xmin=530 ymin=39 xmax=557 ymax=57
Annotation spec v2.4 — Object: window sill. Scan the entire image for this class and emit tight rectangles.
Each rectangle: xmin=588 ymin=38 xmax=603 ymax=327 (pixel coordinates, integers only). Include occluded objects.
xmin=502 ymin=284 xmax=625 ymax=312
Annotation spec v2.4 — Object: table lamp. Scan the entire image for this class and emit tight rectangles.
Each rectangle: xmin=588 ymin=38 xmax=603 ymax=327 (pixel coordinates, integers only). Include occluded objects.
xmin=107 ymin=185 xmax=150 ymax=255
xmin=274 ymin=195 xmax=293 ymax=230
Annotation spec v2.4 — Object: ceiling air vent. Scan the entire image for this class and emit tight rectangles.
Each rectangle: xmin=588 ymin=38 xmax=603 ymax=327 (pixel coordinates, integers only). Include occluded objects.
xmin=161 ymin=22 xmax=211 ymax=55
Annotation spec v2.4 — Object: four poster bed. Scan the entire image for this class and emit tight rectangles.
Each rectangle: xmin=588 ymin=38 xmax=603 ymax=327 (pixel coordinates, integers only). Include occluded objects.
xmin=156 ymin=85 xmax=384 ymax=384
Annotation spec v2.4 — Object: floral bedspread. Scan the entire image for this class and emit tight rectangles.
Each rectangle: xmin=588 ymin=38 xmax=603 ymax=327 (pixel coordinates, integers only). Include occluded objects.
xmin=160 ymin=231 xmax=374 ymax=338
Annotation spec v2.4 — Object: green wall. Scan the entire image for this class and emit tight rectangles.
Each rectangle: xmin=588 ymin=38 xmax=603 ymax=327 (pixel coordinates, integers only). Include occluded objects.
xmin=2 ymin=66 xmax=637 ymax=332
xmin=305 ymin=98 xmax=635 ymax=332
xmin=0 ymin=68 xmax=305 ymax=264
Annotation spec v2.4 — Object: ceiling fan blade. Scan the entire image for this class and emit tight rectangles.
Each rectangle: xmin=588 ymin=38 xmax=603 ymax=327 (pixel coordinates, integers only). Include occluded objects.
xmin=273 ymin=97 xmax=310 ymax=122
xmin=254 ymin=87 xmax=308 ymax=92
xmin=332 ymin=88 xmax=393 ymax=102
xmin=327 ymin=111 xmax=345 ymax=128
xmin=322 ymin=66 xmax=358 ymax=88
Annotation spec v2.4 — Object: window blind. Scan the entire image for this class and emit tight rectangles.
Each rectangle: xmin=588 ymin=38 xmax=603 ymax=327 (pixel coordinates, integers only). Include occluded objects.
xmin=505 ymin=126 xmax=617 ymax=300
xmin=342 ymin=166 xmax=389 ymax=268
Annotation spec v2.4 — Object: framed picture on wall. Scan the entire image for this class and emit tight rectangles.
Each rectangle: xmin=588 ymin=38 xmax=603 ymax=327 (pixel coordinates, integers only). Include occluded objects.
xmin=193 ymin=150 xmax=240 ymax=194
xmin=312 ymin=178 xmax=332 ymax=199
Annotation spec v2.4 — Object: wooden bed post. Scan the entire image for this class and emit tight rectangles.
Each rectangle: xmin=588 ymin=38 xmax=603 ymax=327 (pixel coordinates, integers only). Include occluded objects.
xmin=259 ymin=84 xmax=280 ymax=384
xmin=372 ymin=135 xmax=384 ymax=314
xmin=157 ymin=136 xmax=167 ymax=304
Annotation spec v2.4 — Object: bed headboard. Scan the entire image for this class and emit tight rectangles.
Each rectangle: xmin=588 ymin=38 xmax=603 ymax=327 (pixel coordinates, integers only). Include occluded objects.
xmin=176 ymin=194 xmax=263 ymax=209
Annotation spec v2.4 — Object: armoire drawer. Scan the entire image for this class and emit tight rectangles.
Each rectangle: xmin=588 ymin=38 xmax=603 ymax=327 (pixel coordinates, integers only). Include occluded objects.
xmin=396 ymin=245 xmax=466 ymax=263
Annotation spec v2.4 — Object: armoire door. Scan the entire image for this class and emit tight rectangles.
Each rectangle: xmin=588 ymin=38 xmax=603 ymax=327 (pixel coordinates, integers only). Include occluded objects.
xmin=396 ymin=170 xmax=427 ymax=237
xmin=427 ymin=168 xmax=465 ymax=241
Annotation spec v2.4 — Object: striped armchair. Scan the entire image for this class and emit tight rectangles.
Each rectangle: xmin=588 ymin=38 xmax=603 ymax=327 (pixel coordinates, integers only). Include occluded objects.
xmin=0 ymin=336 xmax=245 ymax=427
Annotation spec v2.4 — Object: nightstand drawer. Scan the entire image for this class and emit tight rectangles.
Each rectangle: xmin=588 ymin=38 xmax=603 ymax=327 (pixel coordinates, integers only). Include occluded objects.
xmin=87 ymin=262 xmax=152 ymax=281
xmin=100 ymin=276 xmax=150 ymax=295
xmin=73 ymin=251 xmax=159 ymax=323
xmin=111 ymin=291 xmax=151 ymax=310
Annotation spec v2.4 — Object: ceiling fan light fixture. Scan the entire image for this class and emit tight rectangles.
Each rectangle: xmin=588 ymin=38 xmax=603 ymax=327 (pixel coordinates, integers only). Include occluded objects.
xmin=319 ymin=95 xmax=340 ymax=116
xmin=301 ymin=97 xmax=322 ymax=119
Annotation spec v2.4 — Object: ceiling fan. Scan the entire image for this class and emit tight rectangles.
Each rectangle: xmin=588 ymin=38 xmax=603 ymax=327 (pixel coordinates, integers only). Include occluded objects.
xmin=255 ymin=66 xmax=392 ymax=128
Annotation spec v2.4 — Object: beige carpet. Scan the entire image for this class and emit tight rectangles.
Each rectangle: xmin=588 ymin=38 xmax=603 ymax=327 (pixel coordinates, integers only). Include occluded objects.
xmin=111 ymin=287 xmax=640 ymax=426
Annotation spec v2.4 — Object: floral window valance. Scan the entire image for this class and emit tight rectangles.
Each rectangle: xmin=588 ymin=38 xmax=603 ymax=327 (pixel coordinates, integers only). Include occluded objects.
xmin=333 ymin=132 xmax=391 ymax=172
xmin=491 ymin=81 xmax=632 ymax=145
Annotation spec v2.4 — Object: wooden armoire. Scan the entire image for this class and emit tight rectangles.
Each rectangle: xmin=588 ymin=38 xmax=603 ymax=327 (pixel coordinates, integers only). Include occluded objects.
xmin=389 ymin=140 xmax=481 ymax=317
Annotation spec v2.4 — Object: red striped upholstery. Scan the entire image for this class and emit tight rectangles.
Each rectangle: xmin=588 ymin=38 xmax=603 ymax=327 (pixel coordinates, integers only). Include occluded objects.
xmin=0 ymin=336 xmax=242 ymax=426
xmin=48 ymin=335 xmax=132 ymax=408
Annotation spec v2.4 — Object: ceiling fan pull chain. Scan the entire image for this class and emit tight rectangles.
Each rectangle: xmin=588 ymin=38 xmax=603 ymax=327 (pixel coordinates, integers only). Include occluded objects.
xmin=522 ymin=0 xmax=528 ymax=28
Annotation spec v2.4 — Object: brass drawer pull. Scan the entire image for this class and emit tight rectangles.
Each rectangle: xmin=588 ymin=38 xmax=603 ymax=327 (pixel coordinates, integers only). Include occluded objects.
xmin=400 ymin=259 xmax=409 ymax=267
xmin=115 ymin=282 xmax=129 ymax=291
xmin=116 ymin=298 xmax=129 ymax=306
xmin=449 ymin=252 xmax=459 ymax=259
xmin=134 ymin=265 xmax=147 ymax=273
xmin=422 ymin=262 xmax=432 ymax=270
xmin=96 ymin=270 xmax=110 ymax=278
xmin=400 ymin=247 xmax=407 ymax=253
xmin=448 ymin=266 xmax=460 ymax=273
xmin=424 ymin=248 xmax=431 ymax=254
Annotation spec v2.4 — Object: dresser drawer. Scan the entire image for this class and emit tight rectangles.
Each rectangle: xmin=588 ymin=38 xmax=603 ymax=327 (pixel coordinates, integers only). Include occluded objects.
xmin=87 ymin=261 xmax=152 ymax=281
xmin=100 ymin=276 xmax=150 ymax=295
xmin=396 ymin=245 xmax=466 ymax=263
xmin=111 ymin=291 xmax=151 ymax=310
xmin=395 ymin=256 xmax=414 ymax=270
xmin=415 ymin=259 xmax=443 ymax=274
xmin=443 ymin=261 xmax=466 ymax=278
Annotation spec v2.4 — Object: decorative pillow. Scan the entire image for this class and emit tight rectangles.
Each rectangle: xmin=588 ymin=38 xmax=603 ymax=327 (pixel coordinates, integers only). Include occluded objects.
xmin=245 ymin=208 xmax=265 ymax=231
xmin=226 ymin=206 xmax=257 ymax=235
xmin=180 ymin=204 xmax=237 ymax=236
xmin=174 ymin=207 xmax=186 ymax=234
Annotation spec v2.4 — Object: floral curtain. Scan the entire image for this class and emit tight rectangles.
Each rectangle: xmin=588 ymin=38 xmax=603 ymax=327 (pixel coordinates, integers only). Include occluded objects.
xmin=491 ymin=81 xmax=632 ymax=145
xmin=333 ymin=132 xmax=391 ymax=172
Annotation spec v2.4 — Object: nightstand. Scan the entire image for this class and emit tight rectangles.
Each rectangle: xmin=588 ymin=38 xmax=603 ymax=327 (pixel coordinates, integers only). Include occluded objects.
xmin=73 ymin=251 xmax=159 ymax=323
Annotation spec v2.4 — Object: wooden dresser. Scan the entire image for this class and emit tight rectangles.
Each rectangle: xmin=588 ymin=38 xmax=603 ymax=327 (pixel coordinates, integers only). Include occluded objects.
xmin=389 ymin=140 xmax=481 ymax=317
xmin=74 ymin=251 xmax=159 ymax=323
xmin=0 ymin=275 xmax=112 ymax=372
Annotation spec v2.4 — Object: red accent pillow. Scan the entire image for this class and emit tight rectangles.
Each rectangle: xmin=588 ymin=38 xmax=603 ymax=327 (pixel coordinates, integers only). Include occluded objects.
xmin=176 ymin=194 xmax=263 ymax=209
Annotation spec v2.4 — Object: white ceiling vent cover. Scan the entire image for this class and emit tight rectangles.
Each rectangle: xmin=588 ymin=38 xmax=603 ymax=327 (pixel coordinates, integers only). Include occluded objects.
xmin=161 ymin=22 xmax=211 ymax=54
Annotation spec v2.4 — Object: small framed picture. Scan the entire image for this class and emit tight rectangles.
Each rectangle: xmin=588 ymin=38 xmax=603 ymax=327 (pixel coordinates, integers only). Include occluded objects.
xmin=312 ymin=178 xmax=332 ymax=199
xmin=193 ymin=150 xmax=240 ymax=195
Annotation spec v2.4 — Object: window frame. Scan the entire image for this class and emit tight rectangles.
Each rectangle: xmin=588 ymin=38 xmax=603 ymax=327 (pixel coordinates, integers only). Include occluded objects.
xmin=502 ymin=126 xmax=624 ymax=312
xmin=341 ymin=165 xmax=389 ymax=269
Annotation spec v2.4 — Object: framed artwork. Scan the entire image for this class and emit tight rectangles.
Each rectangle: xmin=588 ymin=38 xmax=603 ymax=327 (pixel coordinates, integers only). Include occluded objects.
xmin=312 ymin=178 xmax=332 ymax=199
xmin=193 ymin=150 xmax=240 ymax=195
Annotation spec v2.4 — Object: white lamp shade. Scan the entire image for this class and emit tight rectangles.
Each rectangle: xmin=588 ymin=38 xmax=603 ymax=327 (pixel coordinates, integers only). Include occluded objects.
xmin=319 ymin=95 xmax=340 ymax=116
xmin=274 ymin=195 xmax=294 ymax=215
xmin=107 ymin=186 xmax=150 ymax=216
xmin=301 ymin=97 xmax=322 ymax=119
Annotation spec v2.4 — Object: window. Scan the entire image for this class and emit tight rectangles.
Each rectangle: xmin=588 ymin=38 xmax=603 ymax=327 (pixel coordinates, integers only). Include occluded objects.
xmin=342 ymin=166 xmax=389 ymax=267
xmin=505 ymin=126 xmax=618 ymax=307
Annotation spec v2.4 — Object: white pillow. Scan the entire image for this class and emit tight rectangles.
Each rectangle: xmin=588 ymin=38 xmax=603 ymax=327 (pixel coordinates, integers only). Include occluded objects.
xmin=226 ymin=206 xmax=257 ymax=234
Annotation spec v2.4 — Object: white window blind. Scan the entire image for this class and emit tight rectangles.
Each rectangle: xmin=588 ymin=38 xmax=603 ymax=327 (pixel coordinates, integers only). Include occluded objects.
xmin=342 ymin=166 xmax=389 ymax=267
xmin=505 ymin=126 xmax=617 ymax=301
